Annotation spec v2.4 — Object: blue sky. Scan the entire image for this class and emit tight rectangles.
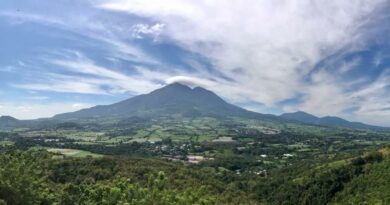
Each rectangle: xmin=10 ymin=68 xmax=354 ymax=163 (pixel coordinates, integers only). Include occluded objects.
xmin=0 ymin=0 xmax=390 ymax=126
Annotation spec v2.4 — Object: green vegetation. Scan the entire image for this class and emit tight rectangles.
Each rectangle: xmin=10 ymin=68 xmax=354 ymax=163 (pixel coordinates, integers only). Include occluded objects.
xmin=331 ymin=148 xmax=390 ymax=204
xmin=0 ymin=147 xmax=245 ymax=204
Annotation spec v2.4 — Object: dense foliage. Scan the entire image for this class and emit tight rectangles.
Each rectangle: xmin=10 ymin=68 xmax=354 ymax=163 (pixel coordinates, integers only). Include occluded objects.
xmin=0 ymin=147 xmax=218 ymax=205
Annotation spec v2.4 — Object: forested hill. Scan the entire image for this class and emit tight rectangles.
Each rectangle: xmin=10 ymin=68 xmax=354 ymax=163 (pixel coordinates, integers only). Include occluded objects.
xmin=0 ymin=145 xmax=389 ymax=204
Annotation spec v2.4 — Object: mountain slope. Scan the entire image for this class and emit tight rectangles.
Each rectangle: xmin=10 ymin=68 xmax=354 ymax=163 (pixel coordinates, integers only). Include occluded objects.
xmin=280 ymin=111 xmax=381 ymax=129
xmin=54 ymin=83 xmax=269 ymax=120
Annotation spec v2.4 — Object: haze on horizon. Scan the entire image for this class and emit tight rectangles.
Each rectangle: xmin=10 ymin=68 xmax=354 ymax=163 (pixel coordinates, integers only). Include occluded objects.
xmin=0 ymin=0 xmax=390 ymax=126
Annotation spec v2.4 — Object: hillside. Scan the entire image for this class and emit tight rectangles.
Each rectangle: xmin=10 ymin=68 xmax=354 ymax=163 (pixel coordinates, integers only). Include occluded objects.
xmin=330 ymin=148 xmax=390 ymax=204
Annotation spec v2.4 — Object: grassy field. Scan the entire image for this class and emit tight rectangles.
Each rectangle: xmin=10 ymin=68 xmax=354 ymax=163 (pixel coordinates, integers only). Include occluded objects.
xmin=46 ymin=148 xmax=103 ymax=158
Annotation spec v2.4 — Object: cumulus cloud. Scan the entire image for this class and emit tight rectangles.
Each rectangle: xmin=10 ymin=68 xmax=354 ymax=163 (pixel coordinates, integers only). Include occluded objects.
xmin=132 ymin=23 xmax=165 ymax=40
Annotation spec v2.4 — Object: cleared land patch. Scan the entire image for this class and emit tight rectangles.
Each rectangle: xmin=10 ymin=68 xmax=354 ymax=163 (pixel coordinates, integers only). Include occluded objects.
xmin=47 ymin=148 xmax=102 ymax=158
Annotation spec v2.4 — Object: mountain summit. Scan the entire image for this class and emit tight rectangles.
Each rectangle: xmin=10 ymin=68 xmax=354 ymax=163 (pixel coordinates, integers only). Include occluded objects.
xmin=54 ymin=83 xmax=263 ymax=119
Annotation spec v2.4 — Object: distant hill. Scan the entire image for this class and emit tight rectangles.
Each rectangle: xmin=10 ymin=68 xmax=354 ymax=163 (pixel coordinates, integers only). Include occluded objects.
xmin=0 ymin=116 xmax=20 ymax=128
xmin=280 ymin=111 xmax=382 ymax=129
xmin=54 ymin=83 xmax=272 ymax=120
xmin=0 ymin=116 xmax=62 ymax=130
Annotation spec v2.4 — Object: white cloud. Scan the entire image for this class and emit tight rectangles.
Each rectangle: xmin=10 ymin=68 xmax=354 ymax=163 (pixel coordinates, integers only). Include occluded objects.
xmin=72 ymin=103 xmax=92 ymax=109
xmin=26 ymin=96 xmax=49 ymax=100
xmin=299 ymin=83 xmax=350 ymax=116
xmin=132 ymin=23 xmax=165 ymax=40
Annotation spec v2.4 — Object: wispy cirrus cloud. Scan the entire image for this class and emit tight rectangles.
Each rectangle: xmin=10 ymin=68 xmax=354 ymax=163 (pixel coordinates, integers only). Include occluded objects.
xmin=25 ymin=96 xmax=49 ymax=100
xmin=0 ymin=8 xmax=159 ymax=65
xmin=14 ymin=81 xmax=108 ymax=95
xmin=11 ymin=50 xmax=190 ymax=96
